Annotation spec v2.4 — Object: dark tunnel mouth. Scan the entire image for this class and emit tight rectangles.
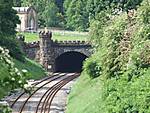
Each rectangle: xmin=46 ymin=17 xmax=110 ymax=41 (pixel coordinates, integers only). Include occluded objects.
xmin=55 ymin=51 xmax=88 ymax=73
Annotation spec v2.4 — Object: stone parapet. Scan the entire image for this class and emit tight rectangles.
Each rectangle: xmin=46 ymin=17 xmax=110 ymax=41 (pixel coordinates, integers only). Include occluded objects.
xmin=53 ymin=40 xmax=91 ymax=46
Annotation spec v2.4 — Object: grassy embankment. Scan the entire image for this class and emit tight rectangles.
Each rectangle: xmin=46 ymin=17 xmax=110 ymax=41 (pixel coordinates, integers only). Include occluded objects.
xmin=0 ymin=58 xmax=46 ymax=98
xmin=66 ymin=72 xmax=101 ymax=113
xmin=18 ymin=30 xmax=88 ymax=42
xmin=14 ymin=58 xmax=46 ymax=79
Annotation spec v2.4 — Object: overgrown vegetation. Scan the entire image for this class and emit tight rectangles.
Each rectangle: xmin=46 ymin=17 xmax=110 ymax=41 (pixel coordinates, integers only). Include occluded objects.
xmin=13 ymin=0 xmax=143 ymax=31
xmin=0 ymin=1 xmax=46 ymax=112
xmin=0 ymin=47 xmax=46 ymax=112
xmin=66 ymin=0 xmax=150 ymax=113
xmin=0 ymin=47 xmax=27 ymax=112
xmin=20 ymin=0 xmax=65 ymax=28
xmin=0 ymin=47 xmax=26 ymax=99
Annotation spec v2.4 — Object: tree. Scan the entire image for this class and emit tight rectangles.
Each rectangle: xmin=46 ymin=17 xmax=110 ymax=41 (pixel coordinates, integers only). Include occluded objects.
xmin=0 ymin=0 xmax=24 ymax=61
xmin=63 ymin=0 xmax=72 ymax=11
xmin=119 ymin=0 xmax=143 ymax=10
xmin=55 ymin=0 xmax=64 ymax=14
xmin=86 ymin=0 xmax=143 ymax=20
xmin=65 ymin=0 xmax=89 ymax=31
xmin=21 ymin=0 xmax=47 ymax=27
xmin=0 ymin=0 xmax=20 ymax=36
xmin=43 ymin=1 xmax=60 ymax=27
xmin=13 ymin=0 xmax=22 ymax=6
xmin=86 ymin=0 xmax=109 ymax=20
xmin=21 ymin=0 xmax=65 ymax=27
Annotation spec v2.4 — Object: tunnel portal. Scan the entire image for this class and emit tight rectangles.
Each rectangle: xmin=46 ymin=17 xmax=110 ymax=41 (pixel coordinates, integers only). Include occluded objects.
xmin=55 ymin=52 xmax=87 ymax=73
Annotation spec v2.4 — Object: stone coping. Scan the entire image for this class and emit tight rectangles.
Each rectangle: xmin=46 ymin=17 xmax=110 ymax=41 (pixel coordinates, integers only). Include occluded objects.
xmin=24 ymin=40 xmax=91 ymax=49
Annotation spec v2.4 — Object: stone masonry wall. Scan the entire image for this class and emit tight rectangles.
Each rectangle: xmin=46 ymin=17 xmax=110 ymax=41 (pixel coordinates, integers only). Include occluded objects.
xmin=24 ymin=41 xmax=40 ymax=61
xmin=17 ymin=32 xmax=92 ymax=72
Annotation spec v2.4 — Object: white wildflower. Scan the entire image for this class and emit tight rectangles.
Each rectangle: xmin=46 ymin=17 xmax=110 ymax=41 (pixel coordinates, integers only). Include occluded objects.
xmin=15 ymin=68 xmax=19 ymax=73
xmin=22 ymin=69 xmax=28 ymax=73
xmin=0 ymin=46 xmax=3 ymax=51
xmin=27 ymin=82 xmax=32 ymax=87
xmin=5 ymin=59 xmax=12 ymax=64
xmin=11 ymin=78 xmax=15 ymax=81
xmin=17 ymin=72 xmax=21 ymax=76
xmin=5 ymin=49 xmax=9 ymax=54
xmin=24 ymin=84 xmax=29 ymax=89
xmin=18 ymin=80 xmax=22 ymax=84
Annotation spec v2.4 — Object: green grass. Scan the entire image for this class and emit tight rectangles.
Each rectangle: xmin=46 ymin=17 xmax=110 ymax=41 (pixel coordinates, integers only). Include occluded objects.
xmin=18 ymin=31 xmax=89 ymax=42
xmin=14 ymin=58 xmax=46 ymax=79
xmin=66 ymin=71 xmax=102 ymax=113
xmin=0 ymin=58 xmax=46 ymax=99
xmin=22 ymin=33 xmax=38 ymax=42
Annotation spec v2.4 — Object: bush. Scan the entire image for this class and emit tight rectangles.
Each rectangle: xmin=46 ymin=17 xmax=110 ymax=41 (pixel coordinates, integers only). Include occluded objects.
xmin=83 ymin=0 xmax=150 ymax=112
xmin=0 ymin=47 xmax=27 ymax=91
xmin=0 ymin=46 xmax=30 ymax=112
xmin=84 ymin=57 xmax=101 ymax=78
xmin=101 ymin=68 xmax=150 ymax=113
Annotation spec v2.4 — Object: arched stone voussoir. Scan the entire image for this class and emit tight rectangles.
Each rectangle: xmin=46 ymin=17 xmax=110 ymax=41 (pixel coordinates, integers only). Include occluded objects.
xmin=54 ymin=48 xmax=91 ymax=60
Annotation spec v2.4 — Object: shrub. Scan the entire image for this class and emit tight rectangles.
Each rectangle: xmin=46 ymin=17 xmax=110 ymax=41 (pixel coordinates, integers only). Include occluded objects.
xmin=0 ymin=46 xmax=29 ymax=112
xmin=84 ymin=0 xmax=150 ymax=112
xmin=0 ymin=47 xmax=27 ymax=90
xmin=84 ymin=57 xmax=101 ymax=78
xmin=101 ymin=68 xmax=150 ymax=113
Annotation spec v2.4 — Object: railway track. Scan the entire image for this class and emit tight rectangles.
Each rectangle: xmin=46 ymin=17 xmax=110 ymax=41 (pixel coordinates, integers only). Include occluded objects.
xmin=10 ymin=73 xmax=79 ymax=113
xmin=11 ymin=73 xmax=61 ymax=108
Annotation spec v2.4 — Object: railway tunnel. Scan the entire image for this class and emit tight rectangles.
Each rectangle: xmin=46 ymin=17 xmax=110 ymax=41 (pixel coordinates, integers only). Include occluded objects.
xmin=55 ymin=51 xmax=88 ymax=73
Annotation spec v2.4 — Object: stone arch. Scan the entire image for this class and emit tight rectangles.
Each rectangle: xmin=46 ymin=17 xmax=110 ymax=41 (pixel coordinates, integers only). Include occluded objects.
xmin=54 ymin=51 xmax=88 ymax=72
xmin=54 ymin=49 xmax=91 ymax=60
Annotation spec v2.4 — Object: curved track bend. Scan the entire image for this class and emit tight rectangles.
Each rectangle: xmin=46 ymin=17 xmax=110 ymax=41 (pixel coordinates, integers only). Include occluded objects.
xmin=10 ymin=73 xmax=79 ymax=113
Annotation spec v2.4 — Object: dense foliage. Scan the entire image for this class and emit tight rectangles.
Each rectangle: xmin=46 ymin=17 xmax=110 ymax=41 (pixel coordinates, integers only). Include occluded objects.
xmin=0 ymin=47 xmax=28 ymax=112
xmin=0 ymin=47 xmax=28 ymax=92
xmin=64 ymin=0 xmax=143 ymax=31
xmin=0 ymin=35 xmax=24 ymax=61
xmin=0 ymin=0 xmax=20 ymax=36
xmin=20 ymin=0 xmax=64 ymax=27
xmin=0 ymin=0 xmax=24 ymax=61
xmin=12 ymin=0 xmax=142 ymax=31
xmin=65 ymin=0 xmax=88 ymax=31
xmin=13 ymin=0 xmax=22 ymax=7
xmin=84 ymin=55 xmax=102 ymax=78
xmin=82 ymin=0 xmax=150 ymax=112
xmin=0 ymin=1 xmax=46 ymax=113
xmin=43 ymin=0 xmax=61 ymax=27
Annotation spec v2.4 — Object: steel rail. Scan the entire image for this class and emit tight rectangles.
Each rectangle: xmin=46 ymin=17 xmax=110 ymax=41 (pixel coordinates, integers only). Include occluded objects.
xmin=35 ymin=73 xmax=78 ymax=113
xmin=19 ymin=73 xmax=68 ymax=113
xmin=11 ymin=73 xmax=60 ymax=108
xmin=41 ymin=74 xmax=78 ymax=113
xmin=46 ymin=74 xmax=79 ymax=113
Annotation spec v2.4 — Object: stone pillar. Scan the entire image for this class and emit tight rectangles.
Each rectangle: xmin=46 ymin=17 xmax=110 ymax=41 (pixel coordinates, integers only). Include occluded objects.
xmin=39 ymin=31 xmax=55 ymax=71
